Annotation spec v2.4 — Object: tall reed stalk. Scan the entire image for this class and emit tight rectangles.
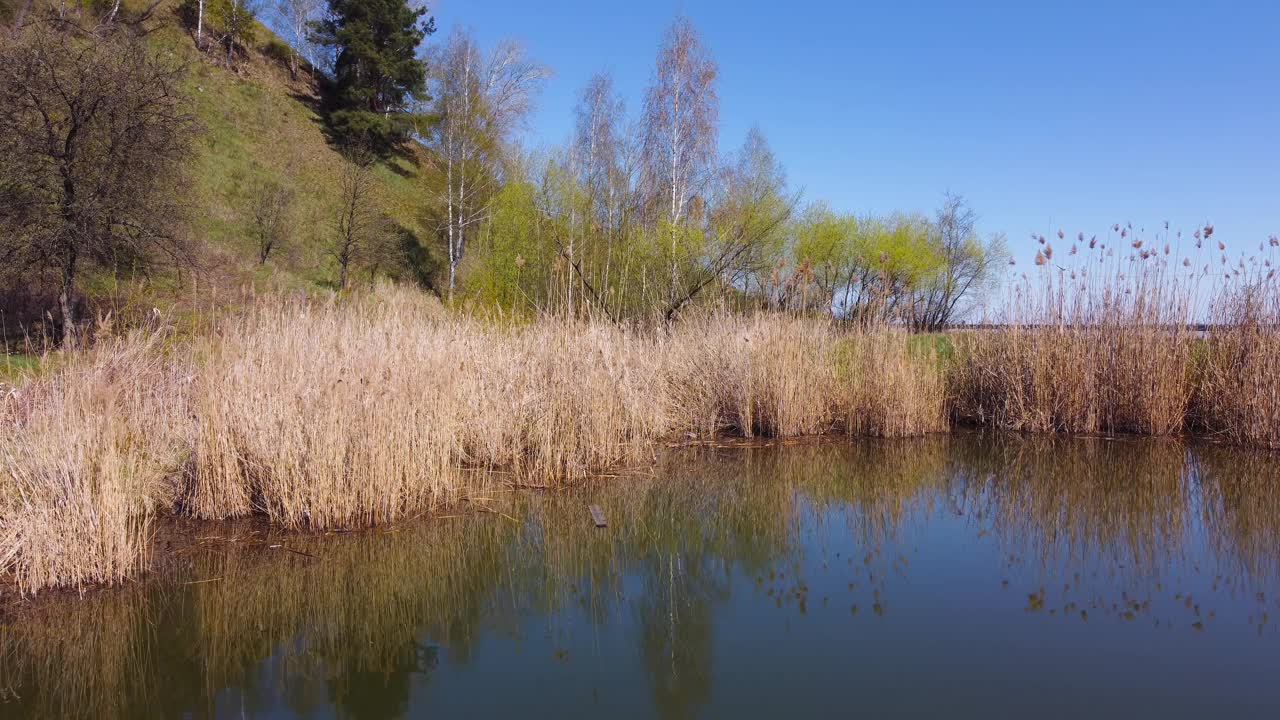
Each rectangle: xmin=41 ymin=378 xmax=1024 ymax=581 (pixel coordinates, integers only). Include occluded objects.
xmin=952 ymin=228 xmax=1199 ymax=434
xmin=1195 ymin=267 xmax=1280 ymax=447
xmin=0 ymin=328 xmax=189 ymax=594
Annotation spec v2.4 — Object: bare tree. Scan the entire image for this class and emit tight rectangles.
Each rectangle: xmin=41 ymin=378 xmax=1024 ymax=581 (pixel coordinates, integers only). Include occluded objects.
xmin=250 ymin=180 xmax=294 ymax=264
xmin=0 ymin=19 xmax=194 ymax=337
xmin=910 ymin=193 xmax=1007 ymax=330
xmin=425 ymin=29 xmax=548 ymax=301
xmin=566 ymin=72 xmax=629 ymax=317
xmin=330 ymin=149 xmax=378 ymax=290
xmin=273 ymin=0 xmax=321 ymax=78
xmin=639 ymin=15 xmax=719 ymax=297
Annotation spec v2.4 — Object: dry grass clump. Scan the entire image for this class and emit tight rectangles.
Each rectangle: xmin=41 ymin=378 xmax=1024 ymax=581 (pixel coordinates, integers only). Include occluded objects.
xmin=188 ymin=293 xmax=949 ymax=530
xmin=1195 ymin=276 xmax=1280 ymax=447
xmin=0 ymin=329 xmax=190 ymax=594
xmin=190 ymin=294 xmax=948 ymax=531
xmin=664 ymin=313 xmax=947 ymax=438
xmin=666 ymin=314 xmax=838 ymax=437
xmin=189 ymin=290 xmax=462 ymax=526
xmin=451 ymin=319 xmax=670 ymax=481
xmin=1 ymin=287 xmax=951 ymax=592
xmin=837 ymin=331 xmax=948 ymax=437
xmin=189 ymin=286 xmax=671 ymax=528
xmin=952 ymin=231 xmax=1196 ymax=434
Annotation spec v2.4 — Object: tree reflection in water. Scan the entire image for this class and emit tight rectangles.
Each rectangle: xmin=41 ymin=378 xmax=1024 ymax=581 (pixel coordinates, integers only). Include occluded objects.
xmin=2 ymin=436 xmax=1278 ymax=719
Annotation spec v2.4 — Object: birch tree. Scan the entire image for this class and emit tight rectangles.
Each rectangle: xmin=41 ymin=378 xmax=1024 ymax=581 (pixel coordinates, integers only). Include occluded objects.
xmin=639 ymin=16 xmax=719 ymax=301
xmin=425 ymin=29 xmax=547 ymax=301
xmin=273 ymin=0 xmax=322 ymax=78
xmin=567 ymin=72 xmax=629 ymax=317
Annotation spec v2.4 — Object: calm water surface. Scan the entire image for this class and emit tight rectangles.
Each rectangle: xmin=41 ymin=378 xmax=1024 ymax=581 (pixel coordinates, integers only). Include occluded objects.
xmin=3 ymin=435 xmax=1279 ymax=718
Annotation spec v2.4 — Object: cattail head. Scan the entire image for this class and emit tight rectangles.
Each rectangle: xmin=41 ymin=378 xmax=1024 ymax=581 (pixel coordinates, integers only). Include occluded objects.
xmin=1044 ymin=245 xmax=1054 ymax=259
xmin=1218 ymin=241 xmax=1225 ymax=251
xmin=1070 ymin=244 xmax=1078 ymax=255
xmin=1269 ymin=235 xmax=1279 ymax=247
xmin=1164 ymin=244 xmax=1170 ymax=255
xmin=1034 ymin=250 xmax=1047 ymax=266
xmin=1121 ymin=228 xmax=1128 ymax=239
xmin=1183 ymin=258 xmax=1191 ymax=267
xmin=1194 ymin=228 xmax=1202 ymax=240
xmin=1113 ymin=223 xmax=1121 ymax=232
xmin=1057 ymin=229 xmax=1065 ymax=240
xmin=1131 ymin=238 xmax=1142 ymax=249
xmin=1089 ymin=236 xmax=1097 ymax=249
xmin=1205 ymin=224 xmax=1215 ymax=238
xmin=1038 ymin=235 xmax=1046 ymax=245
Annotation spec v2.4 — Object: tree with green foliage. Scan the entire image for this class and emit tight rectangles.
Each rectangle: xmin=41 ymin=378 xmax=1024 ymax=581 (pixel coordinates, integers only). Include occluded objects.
xmin=908 ymin=193 xmax=1007 ymax=331
xmin=309 ymin=0 xmax=435 ymax=145
xmin=423 ymin=29 xmax=548 ymax=301
xmin=208 ymin=0 xmax=260 ymax=67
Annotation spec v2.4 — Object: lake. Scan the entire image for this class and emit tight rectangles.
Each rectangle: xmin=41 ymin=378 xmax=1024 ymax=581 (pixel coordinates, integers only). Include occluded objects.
xmin=2 ymin=435 xmax=1278 ymax=718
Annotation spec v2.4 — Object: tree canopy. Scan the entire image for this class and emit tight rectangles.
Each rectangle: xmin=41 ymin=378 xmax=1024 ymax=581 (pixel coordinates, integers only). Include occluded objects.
xmin=309 ymin=0 xmax=435 ymax=144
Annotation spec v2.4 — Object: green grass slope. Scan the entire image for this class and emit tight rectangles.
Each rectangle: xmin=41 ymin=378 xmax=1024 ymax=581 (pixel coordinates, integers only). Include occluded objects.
xmin=146 ymin=6 xmax=441 ymax=296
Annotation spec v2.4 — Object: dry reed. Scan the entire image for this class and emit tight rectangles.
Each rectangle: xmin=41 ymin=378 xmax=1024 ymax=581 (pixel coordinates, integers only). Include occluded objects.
xmin=0 ymin=328 xmax=190 ymax=594
xmin=951 ymin=229 xmax=1198 ymax=434
xmin=8 ymin=247 xmax=1280 ymax=596
xmin=665 ymin=313 xmax=947 ymax=438
xmin=1195 ymin=273 xmax=1280 ymax=447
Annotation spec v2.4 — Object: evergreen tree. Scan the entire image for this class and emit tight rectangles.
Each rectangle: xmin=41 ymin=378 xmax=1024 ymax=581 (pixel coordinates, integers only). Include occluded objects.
xmin=310 ymin=0 xmax=434 ymax=145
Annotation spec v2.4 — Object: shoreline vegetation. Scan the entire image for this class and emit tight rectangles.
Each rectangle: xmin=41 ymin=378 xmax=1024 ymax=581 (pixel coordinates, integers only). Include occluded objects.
xmin=3 ymin=273 xmax=1279 ymax=597
xmin=1 ymin=5 xmax=1277 ymax=601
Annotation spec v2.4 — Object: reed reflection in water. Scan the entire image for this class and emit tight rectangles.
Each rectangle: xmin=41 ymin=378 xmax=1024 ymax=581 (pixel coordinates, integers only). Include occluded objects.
xmin=2 ymin=436 xmax=1279 ymax=719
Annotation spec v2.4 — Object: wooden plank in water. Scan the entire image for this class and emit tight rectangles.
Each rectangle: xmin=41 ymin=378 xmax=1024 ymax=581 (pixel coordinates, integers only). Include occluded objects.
xmin=588 ymin=504 xmax=607 ymax=528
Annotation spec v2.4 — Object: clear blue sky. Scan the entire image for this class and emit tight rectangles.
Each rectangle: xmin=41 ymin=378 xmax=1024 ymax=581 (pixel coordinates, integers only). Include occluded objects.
xmin=430 ymin=0 xmax=1279 ymax=265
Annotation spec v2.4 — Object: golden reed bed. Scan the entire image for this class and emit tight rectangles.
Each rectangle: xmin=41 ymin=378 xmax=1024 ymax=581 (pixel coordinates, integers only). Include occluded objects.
xmin=2 ymin=270 xmax=1277 ymax=595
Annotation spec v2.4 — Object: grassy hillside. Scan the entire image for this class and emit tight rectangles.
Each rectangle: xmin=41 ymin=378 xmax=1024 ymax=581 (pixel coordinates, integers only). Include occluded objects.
xmin=135 ymin=4 xmax=441 ymax=297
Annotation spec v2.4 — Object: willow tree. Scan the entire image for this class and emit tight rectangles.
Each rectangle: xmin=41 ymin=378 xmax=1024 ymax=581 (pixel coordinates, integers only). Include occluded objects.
xmin=908 ymin=193 xmax=1007 ymax=330
xmin=788 ymin=208 xmax=944 ymax=322
xmin=678 ymin=127 xmax=793 ymax=320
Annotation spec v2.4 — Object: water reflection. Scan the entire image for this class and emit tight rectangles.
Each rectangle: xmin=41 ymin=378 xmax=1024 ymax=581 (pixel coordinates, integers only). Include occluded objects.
xmin=3 ymin=436 xmax=1279 ymax=718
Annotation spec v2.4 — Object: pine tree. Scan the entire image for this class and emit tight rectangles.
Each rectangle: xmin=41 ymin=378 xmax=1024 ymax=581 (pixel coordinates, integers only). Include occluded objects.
xmin=310 ymin=0 xmax=435 ymax=146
